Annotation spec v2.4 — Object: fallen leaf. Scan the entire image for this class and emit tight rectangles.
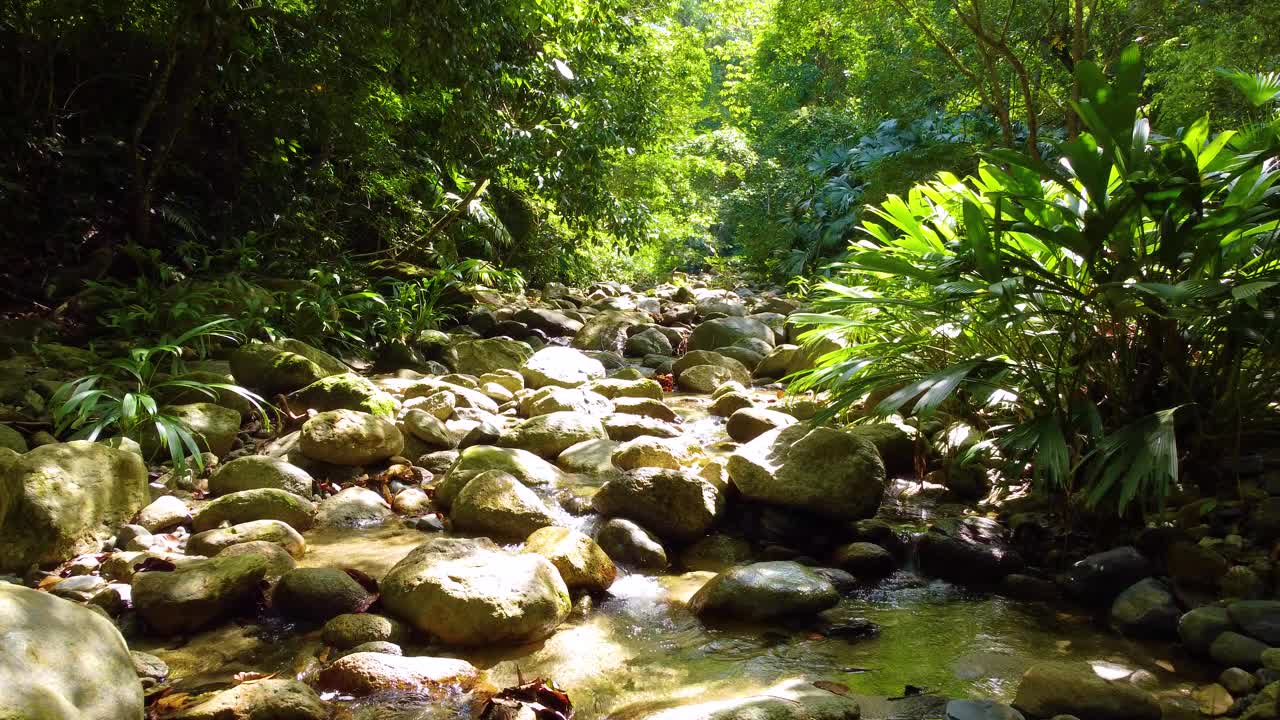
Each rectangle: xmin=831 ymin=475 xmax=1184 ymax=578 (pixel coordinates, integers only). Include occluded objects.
xmin=813 ymin=680 xmax=852 ymax=697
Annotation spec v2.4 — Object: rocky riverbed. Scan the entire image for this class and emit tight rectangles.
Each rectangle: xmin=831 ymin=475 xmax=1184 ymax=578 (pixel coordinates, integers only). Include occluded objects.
xmin=3 ymin=278 xmax=1280 ymax=720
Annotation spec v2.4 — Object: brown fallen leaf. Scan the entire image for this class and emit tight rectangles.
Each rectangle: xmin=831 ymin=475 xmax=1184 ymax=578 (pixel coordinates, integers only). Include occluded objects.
xmin=813 ymin=680 xmax=852 ymax=697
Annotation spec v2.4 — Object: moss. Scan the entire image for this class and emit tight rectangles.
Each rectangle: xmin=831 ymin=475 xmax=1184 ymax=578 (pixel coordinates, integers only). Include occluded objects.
xmin=289 ymin=372 xmax=398 ymax=418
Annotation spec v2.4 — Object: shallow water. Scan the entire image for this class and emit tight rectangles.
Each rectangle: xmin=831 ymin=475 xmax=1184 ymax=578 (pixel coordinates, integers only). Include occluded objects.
xmin=143 ymin=390 xmax=1208 ymax=718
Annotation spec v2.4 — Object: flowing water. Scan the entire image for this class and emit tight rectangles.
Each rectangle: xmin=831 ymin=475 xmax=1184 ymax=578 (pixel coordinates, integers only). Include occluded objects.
xmin=139 ymin=391 xmax=1209 ymax=718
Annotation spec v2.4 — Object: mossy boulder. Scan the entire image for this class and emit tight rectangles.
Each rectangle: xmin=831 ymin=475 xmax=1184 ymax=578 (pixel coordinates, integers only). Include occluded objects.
xmin=193 ymin=488 xmax=316 ymax=533
xmin=186 ymin=519 xmax=307 ymax=558
xmin=133 ymin=553 xmax=270 ymax=635
xmin=209 ymin=455 xmax=315 ymax=497
xmin=229 ymin=339 xmax=347 ymax=395
xmin=300 ymin=409 xmax=404 ymax=465
xmin=0 ymin=441 xmax=149 ymax=572
xmin=140 ymin=402 xmax=241 ymax=459
xmin=524 ymin=526 xmax=617 ymax=591
xmin=728 ymin=424 xmax=885 ymax=520
xmin=433 ymin=445 xmax=568 ymax=509
xmin=288 ymin=372 xmax=398 ymax=418
xmin=380 ymin=537 xmax=571 ymax=645
xmin=688 ymin=561 xmax=839 ymax=620
xmin=450 ymin=470 xmax=558 ymax=541
xmin=0 ymin=423 xmax=28 ymax=453
xmin=273 ymin=567 xmax=375 ymax=622
xmin=452 ymin=338 xmax=533 ymax=375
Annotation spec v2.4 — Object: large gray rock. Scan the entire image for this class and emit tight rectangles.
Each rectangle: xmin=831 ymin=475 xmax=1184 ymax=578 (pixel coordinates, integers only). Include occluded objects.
xmin=1110 ymin=578 xmax=1180 ymax=638
xmin=322 ymin=613 xmax=409 ymax=649
xmin=209 ymin=455 xmax=315 ymax=497
xmin=592 ymin=468 xmax=724 ymax=541
xmin=917 ymin=517 xmax=1024 ymax=584
xmin=380 ymin=537 xmax=571 ymax=645
xmin=1231 ymin=601 xmax=1280 ymax=645
xmin=1179 ymin=606 xmax=1234 ymax=655
xmin=137 ymin=402 xmax=241 ymax=459
xmin=557 ymin=438 xmax=622 ymax=476
xmin=433 ymin=445 xmax=567 ymax=509
xmin=318 ymin=652 xmax=479 ymax=697
xmin=524 ymin=526 xmax=617 ymax=591
xmin=401 ymin=408 xmax=459 ymax=450
xmin=499 ymin=411 xmax=607 ymax=458
xmin=171 ymin=679 xmax=325 ymax=720
xmin=572 ymin=310 xmax=650 ymax=354
xmin=672 ymin=350 xmax=751 ymax=386
xmin=299 ymin=409 xmax=404 ymax=465
xmin=596 ymin=518 xmax=668 ymax=569
xmin=1211 ymin=631 xmax=1270 ymax=668
xmin=133 ymin=553 xmax=269 ymax=634
xmin=453 ymin=338 xmax=533 ymax=375
xmin=521 ymin=347 xmax=606 ymax=389
xmin=451 ymin=470 xmax=558 ymax=540
xmin=0 ymin=441 xmax=148 ymax=572
xmin=1063 ymin=546 xmax=1153 ymax=606
xmin=288 ymin=372 xmax=398 ymax=418
xmin=688 ymin=316 xmax=774 ymax=352
xmin=626 ymin=327 xmax=674 ymax=357
xmin=229 ymin=339 xmax=347 ymax=395
xmin=314 ymin=486 xmax=393 ymax=528
xmin=688 ymin=561 xmax=839 ymax=620
xmin=727 ymin=424 xmax=885 ymax=520
xmin=273 ymin=567 xmax=375 ymax=622
xmin=515 ymin=308 xmax=583 ymax=337
xmin=726 ymin=407 xmax=796 ymax=443
xmin=0 ymin=583 xmax=144 ymax=720
xmin=1012 ymin=662 xmax=1160 ymax=720
xmin=186 ymin=519 xmax=306 ymax=558
xmin=135 ymin=495 xmax=191 ymax=532
xmin=524 ymin=387 xmax=613 ymax=418
xmin=193 ymin=488 xmax=316 ymax=533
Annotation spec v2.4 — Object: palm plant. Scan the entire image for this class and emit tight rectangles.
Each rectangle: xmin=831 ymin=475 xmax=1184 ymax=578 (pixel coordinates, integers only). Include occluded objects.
xmin=52 ymin=319 xmax=271 ymax=471
xmin=791 ymin=45 xmax=1280 ymax=514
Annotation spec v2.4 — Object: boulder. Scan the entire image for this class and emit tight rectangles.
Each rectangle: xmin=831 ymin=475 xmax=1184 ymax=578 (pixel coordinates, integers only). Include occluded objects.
xmin=434 ymin=445 xmax=567 ymax=509
xmin=380 ymin=537 xmax=571 ymax=645
xmin=831 ymin=542 xmax=896 ymax=579
xmin=558 ymin=438 xmax=622 ymax=476
xmin=1111 ymin=578 xmax=1180 ymax=638
xmin=1012 ymin=662 xmax=1160 ymax=720
xmin=209 ymin=455 xmax=314 ymax=497
xmin=524 ymin=526 xmax=617 ymax=591
xmin=710 ymin=391 xmax=753 ymax=417
xmin=288 ymin=372 xmax=397 ymax=418
xmin=0 ymin=583 xmax=144 ymax=720
xmin=318 ymin=652 xmax=479 ymax=697
xmin=402 ymin=409 xmax=458 ymax=449
xmin=917 ymin=517 xmax=1024 ymax=584
xmin=688 ymin=561 xmax=839 ymax=620
xmin=0 ymin=441 xmax=148 ymax=572
xmin=592 ymin=468 xmax=724 ymax=541
xmin=515 ymin=308 xmax=583 ymax=337
xmin=146 ymin=403 xmax=245 ymax=460
xmin=672 ymin=351 xmax=751 ymax=385
xmin=217 ymin=541 xmax=297 ymax=581
xmin=194 ymin=489 xmax=316 ymax=533
xmin=1063 ymin=546 xmax=1153 ymax=606
xmin=451 ymin=470 xmax=558 ymax=540
xmin=612 ymin=436 xmax=701 ymax=471
xmin=1180 ymin=606 xmax=1235 ymax=656
xmin=1231 ymin=601 xmax=1280 ymax=645
xmin=726 ymin=407 xmax=796 ymax=443
xmin=0 ymin=423 xmax=27 ymax=453
xmin=727 ymin=425 xmax=885 ymax=520
xmin=596 ymin=518 xmax=668 ymax=569
xmin=229 ymin=339 xmax=347 ymax=395
xmin=754 ymin=345 xmax=800 ymax=379
xmin=133 ymin=553 xmax=269 ymax=634
xmin=521 ymin=347 xmax=607 ymax=389
xmin=453 ymin=338 xmax=533 ymax=375
xmin=689 ymin=317 xmax=774 ymax=352
xmin=524 ymin=387 xmax=613 ymax=418
xmin=299 ymin=409 xmax=404 ymax=465
xmin=1211 ymin=631 xmax=1270 ymax=669
xmin=314 ymin=486 xmax=393 ymax=527
xmin=135 ymin=495 xmax=191 ymax=532
xmin=680 ymin=534 xmax=755 ymax=572
xmin=848 ymin=423 xmax=917 ymax=475
xmin=613 ymin=397 xmax=678 ymax=422
xmin=1167 ymin=540 xmax=1229 ymax=589
xmin=273 ymin=567 xmax=375 ymax=622
xmin=626 ymin=327 xmax=674 ymax=357
xmin=186 ymin=519 xmax=306 ymax=558
xmin=602 ymin=414 xmax=683 ymax=441
xmin=586 ymin=378 xmax=664 ymax=401
xmin=499 ymin=411 xmax=607 ymax=458
xmin=696 ymin=296 xmax=747 ymax=318
xmin=945 ymin=700 xmax=1024 ymax=720
xmin=572 ymin=311 xmax=650 ymax=354
xmin=322 ymin=613 xmax=409 ymax=649
xmin=171 ymin=679 xmax=325 ymax=720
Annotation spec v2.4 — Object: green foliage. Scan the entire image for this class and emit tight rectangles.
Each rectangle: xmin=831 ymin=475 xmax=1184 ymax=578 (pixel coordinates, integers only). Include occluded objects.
xmin=792 ymin=47 xmax=1280 ymax=514
xmin=51 ymin=320 xmax=270 ymax=471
